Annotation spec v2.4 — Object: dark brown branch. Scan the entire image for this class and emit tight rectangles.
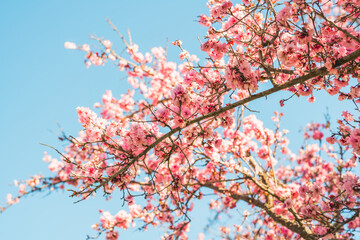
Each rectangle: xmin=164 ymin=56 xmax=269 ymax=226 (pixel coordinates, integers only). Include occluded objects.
xmin=203 ymin=183 xmax=318 ymax=240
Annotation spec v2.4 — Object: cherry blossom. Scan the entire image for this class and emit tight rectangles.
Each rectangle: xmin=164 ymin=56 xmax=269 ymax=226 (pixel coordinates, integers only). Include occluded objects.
xmin=3 ymin=0 xmax=360 ymax=239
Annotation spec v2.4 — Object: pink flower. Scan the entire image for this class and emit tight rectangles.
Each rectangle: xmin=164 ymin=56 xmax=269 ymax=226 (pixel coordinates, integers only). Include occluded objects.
xmin=114 ymin=210 xmax=132 ymax=229
xmin=64 ymin=41 xmax=77 ymax=49
xmin=325 ymin=59 xmax=333 ymax=71
xmin=156 ymin=108 xmax=170 ymax=123
xmin=48 ymin=159 xmax=64 ymax=172
xmin=342 ymin=111 xmax=354 ymax=122
xmin=200 ymin=40 xmax=213 ymax=52
xmin=43 ymin=152 xmax=52 ymax=162
xmin=172 ymin=40 xmax=182 ymax=46
xmin=184 ymin=70 xmax=204 ymax=87
xmin=312 ymin=130 xmax=324 ymax=140
xmin=349 ymin=128 xmax=360 ymax=154
xmin=276 ymin=2 xmax=292 ymax=23
xmin=103 ymin=40 xmax=112 ymax=49
xmin=125 ymin=195 xmax=134 ymax=205
xmin=257 ymin=146 xmax=269 ymax=160
xmin=210 ymin=5 xmax=222 ymax=18
xmin=313 ymin=226 xmax=327 ymax=235
xmin=225 ymin=58 xmax=258 ymax=92
xmin=284 ymin=198 xmax=293 ymax=209
xmin=214 ymin=139 xmax=222 ymax=148
xmin=308 ymin=96 xmax=316 ymax=102
xmin=326 ymin=137 xmax=336 ymax=144
xmin=221 ymin=1 xmax=232 ymax=13
xmin=311 ymin=184 xmax=322 ymax=198
xmin=129 ymin=204 xmax=142 ymax=218
xmin=340 ymin=172 xmax=359 ymax=195
xmin=198 ymin=233 xmax=205 ymax=240
xmin=81 ymin=44 xmax=90 ymax=52
xmin=171 ymin=85 xmax=189 ymax=106
xmin=18 ymin=184 xmax=26 ymax=194
xmin=300 ymin=204 xmax=318 ymax=217
xmin=181 ymin=106 xmax=192 ymax=119
xmin=179 ymin=50 xmax=189 ymax=60
xmin=6 ymin=194 xmax=13 ymax=205
xmin=198 ymin=14 xmax=211 ymax=27
xmin=106 ymin=230 xmax=119 ymax=240
xmin=299 ymin=185 xmax=309 ymax=198
xmin=100 ymin=211 xmax=115 ymax=229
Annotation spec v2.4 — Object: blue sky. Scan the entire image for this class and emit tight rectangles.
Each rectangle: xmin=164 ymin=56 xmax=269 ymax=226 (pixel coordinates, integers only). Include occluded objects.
xmin=0 ymin=1 xmax=354 ymax=240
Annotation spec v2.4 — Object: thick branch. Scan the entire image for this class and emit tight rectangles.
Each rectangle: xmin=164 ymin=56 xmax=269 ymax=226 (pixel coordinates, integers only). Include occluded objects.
xmin=203 ymin=183 xmax=318 ymax=240
xmin=187 ymin=48 xmax=360 ymax=126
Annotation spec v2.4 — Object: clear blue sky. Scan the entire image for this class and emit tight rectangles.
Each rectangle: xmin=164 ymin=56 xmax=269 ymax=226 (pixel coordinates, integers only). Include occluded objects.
xmin=0 ymin=1 xmax=354 ymax=240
